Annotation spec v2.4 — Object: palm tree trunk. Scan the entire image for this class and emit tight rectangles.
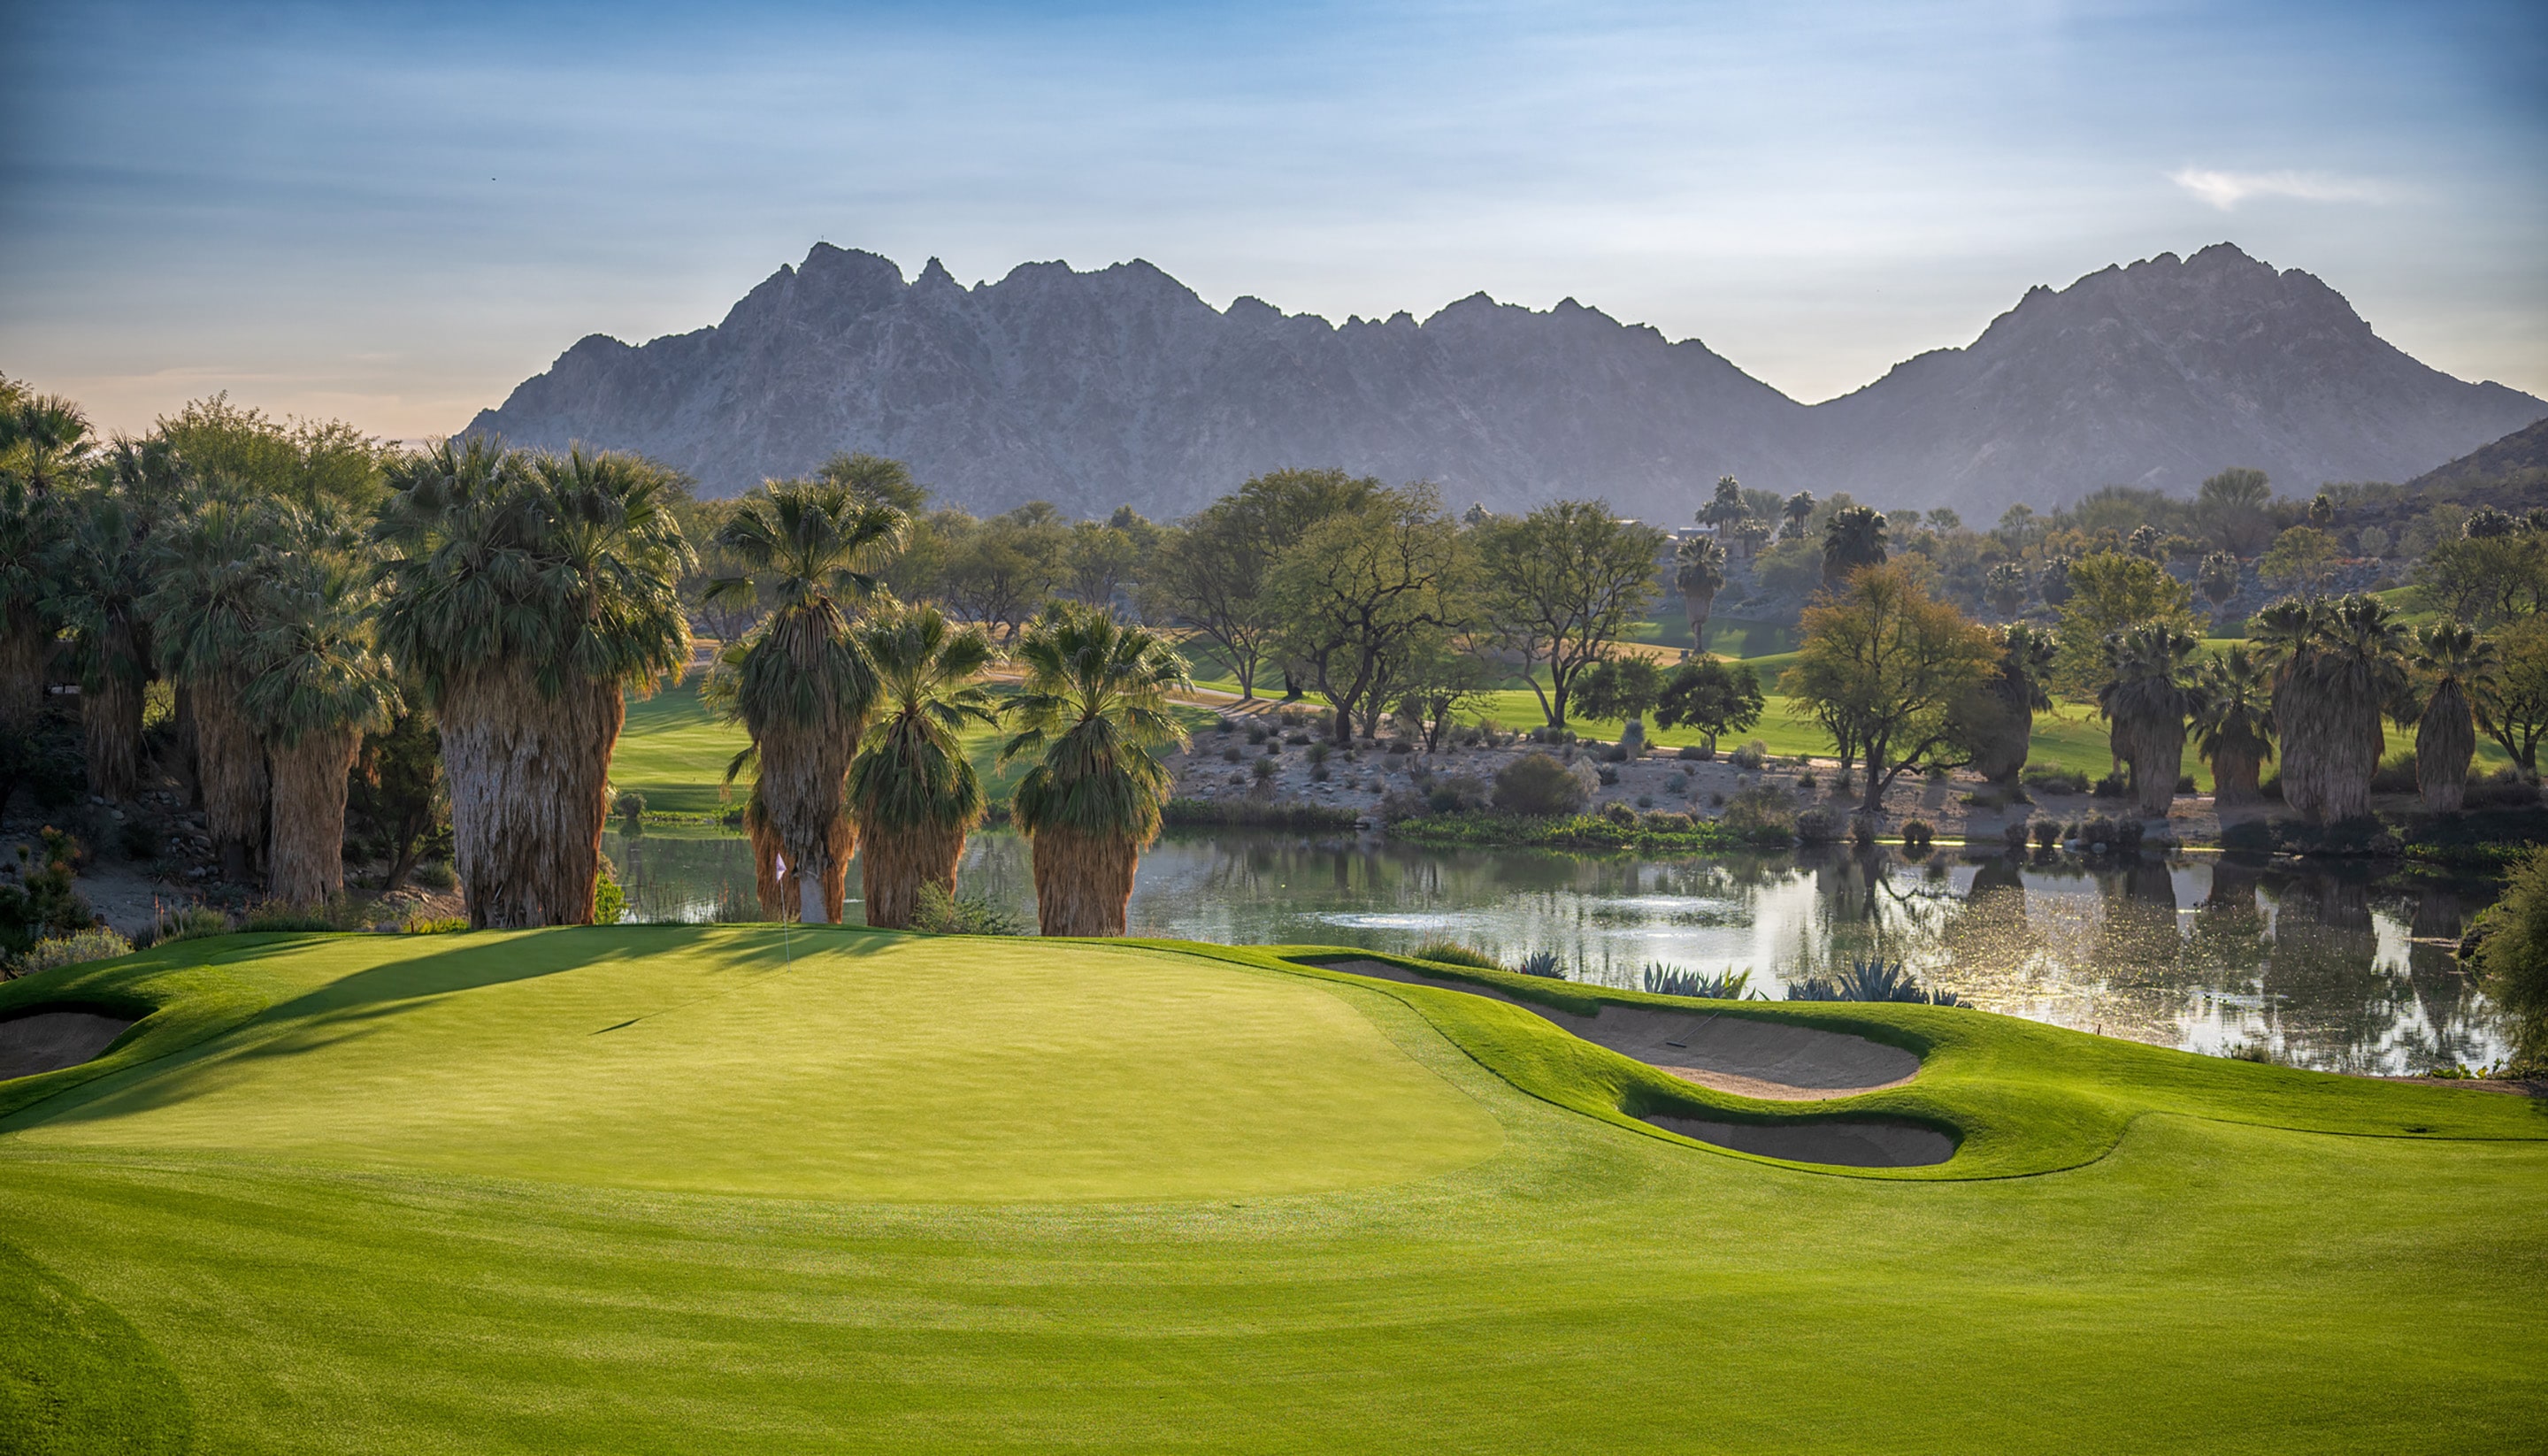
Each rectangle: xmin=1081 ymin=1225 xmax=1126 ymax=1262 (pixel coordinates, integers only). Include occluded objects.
xmin=861 ymin=821 xmax=969 ymax=930
xmin=441 ymin=666 xmax=621 ymax=928
xmin=195 ymin=675 xmax=269 ymax=881
xmin=2273 ymin=678 xmax=2325 ymax=820
xmin=746 ymin=790 xmax=784 ymax=920
xmin=755 ymin=719 xmax=856 ymax=924
xmin=0 ymin=609 xmax=46 ymax=730
xmin=2119 ymin=715 xmax=2184 ymax=818
xmin=81 ymin=668 xmax=144 ymax=802
xmin=2314 ymin=697 xmax=2383 ymax=824
xmin=2417 ymin=680 xmax=2474 ymax=813
xmin=1684 ymin=589 xmax=1715 ymax=650
xmin=1030 ymin=823 xmax=1137 ymax=936
xmin=2210 ymin=742 xmax=2264 ymax=806
xmin=266 ymin=727 xmax=361 ymax=908
xmin=1970 ymin=678 xmax=2031 ymax=787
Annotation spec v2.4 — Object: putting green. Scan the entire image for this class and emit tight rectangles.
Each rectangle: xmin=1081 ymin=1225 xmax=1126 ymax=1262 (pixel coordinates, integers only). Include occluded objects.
xmin=2 ymin=932 xmax=2544 ymax=1453
xmin=0 ymin=931 xmax=1500 ymax=1200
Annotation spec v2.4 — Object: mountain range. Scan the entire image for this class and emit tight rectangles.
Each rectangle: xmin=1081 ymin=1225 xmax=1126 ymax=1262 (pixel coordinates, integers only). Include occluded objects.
xmin=467 ymin=242 xmax=2544 ymax=522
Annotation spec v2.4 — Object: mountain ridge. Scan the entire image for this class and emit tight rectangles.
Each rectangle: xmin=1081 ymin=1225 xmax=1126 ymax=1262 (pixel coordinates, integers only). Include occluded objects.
xmin=468 ymin=242 xmax=2544 ymax=519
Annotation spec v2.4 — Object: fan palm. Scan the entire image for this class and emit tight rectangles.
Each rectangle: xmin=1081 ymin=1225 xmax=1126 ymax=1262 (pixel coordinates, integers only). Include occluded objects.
xmin=2096 ymin=624 xmax=2204 ymax=819
xmin=702 ymin=479 xmax=908 ymax=923
xmin=2265 ymin=594 xmax=2407 ymax=823
xmin=1673 ymin=536 xmax=1727 ymax=650
xmin=242 ymin=541 xmax=400 ymax=907
xmin=1000 ymin=602 xmax=1192 ymax=936
xmin=1821 ymin=505 xmax=1887 ymax=590
xmin=0 ymin=383 xmax=93 ymax=726
xmin=374 ymin=439 xmax=694 ymax=928
xmin=143 ymin=487 xmax=288 ymax=877
xmin=47 ymin=443 xmax=182 ymax=802
xmin=1969 ymin=624 xmax=2057 ymax=787
xmin=2411 ymin=623 xmax=2495 ymax=813
xmin=2191 ymin=647 xmax=2276 ymax=806
xmin=847 ymin=602 xmax=1000 ymax=929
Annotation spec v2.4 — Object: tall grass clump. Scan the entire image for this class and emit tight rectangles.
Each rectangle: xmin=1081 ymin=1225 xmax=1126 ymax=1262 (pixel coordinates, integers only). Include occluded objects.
xmin=1411 ymin=942 xmax=1501 ymax=971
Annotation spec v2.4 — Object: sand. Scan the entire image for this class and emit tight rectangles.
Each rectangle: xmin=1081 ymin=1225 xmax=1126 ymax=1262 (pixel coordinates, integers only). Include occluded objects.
xmin=1321 ymin=960 xmax=1919 ymax=1100
xmin=0 ymin=1008 xmax=139 ymax=1082
xmin=1637 ymin=1112 xmax=1954 ymax=1168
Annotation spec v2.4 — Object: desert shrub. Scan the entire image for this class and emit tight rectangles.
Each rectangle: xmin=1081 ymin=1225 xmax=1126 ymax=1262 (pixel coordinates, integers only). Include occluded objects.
xmin=1222 ymin=745 xmax=1244 ymax=763
xmin=909 ymin=883 xmax=1025 ymax=935
xmin=1252 ymin=756 xmax=1278 ymax=781
xmin=2077 ymin=815 xmax=2121 ymax=849
xmin=1642 ymin=964 xmax=1752 ymax=1000
xmin=2022 ymin=765 xmax=2089 ymax=795
xmin=1634 ymin=793 xmax=1655 ymax=809
xmin=1247 ymin=724 xmax=1268 ymax=745
xmin=1600 ymin=800 xmax=1637 ymax=826
xmin=1276 ymin=707 xmax=1302 ymax=728
xmin=1833 ymin=770 xmax=1856 ymax=797
xmin=2466 ymin=771 xmax=2543 ymax=810
xmin=1377 ymin=790 xmax=1430 ymax=824
xmin=2091 ymin=772 xmax=2126 ymax=799
xmin=2474 ymin=845 xmax=2548 ymax=1066
xmin=1412 ymin=942 xmax=1501 ymax=970
xmin=1493 ymin=753 xmax=1591 ymax=816
xmin=1729 ymin=740 xmax=1767 ymax=770
xmin=592 ymin=858 xmax=626 ymax=925
xmin=117 ymin=817 xmax=162 ymax=861
xmin=1901 ymin=819 xmax=1935 ymax=848
xmin=1849 ymin=815 xmax=1877 ymax=849
xmin=1720 ymin=782 xmax=1795 ymax=841
xmin=1794 ymin=806 xmax=1843 ymax=843
xmin=1286 ymin=733 xmax=1310 ymax=747
xmin=149 ymin=906 xmax=230 ymax=944
xmin=1643 ymin=811 xmax=1693 ymax=832
xmin=2002 ymin=820 xmax=2031 ymax=850
xmin=1708 ymin=791 xmax=1725 ymax=808
xmin=1514 ymin=950 xmax=1566 ymax=978
xmin=2369 ymin=754 xmax=2419 ymax=795
xmin=12 ymin=927 xmax=134 ymax=976
xmin=401 ymin=915 xmax=469 ymax=934
xmin=1925 ymin=763 xmax=1952 ymax=783
xmin=1795 ymin=771 xmax=1818 ymax=792
xmin=242 ymin=896 xmax=368 ymax=932
xmin=1596 ymin=764 xmax=1620 ymax=786
xmin=412 ymin=859 xmax=457 ymax=891
xmin=1385 ymin=740 xmax=1414 ymax=755
xmin=0 ymin=829 xmax=97 ymax=958
xmin=2032 ymin=820 xmax=2062 ymax=849
xmin=1213 ymin=717 xmax=1234 ymax=734
xmin=1677 ymin=744 xmax=1710 ymax=762
xmin=1307 ymin=741 xmax=1331 ymax=765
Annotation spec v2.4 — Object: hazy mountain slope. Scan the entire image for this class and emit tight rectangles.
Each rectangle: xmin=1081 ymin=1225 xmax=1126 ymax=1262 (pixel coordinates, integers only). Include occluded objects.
xmin=2407 ymin=414 xmax=2548 ymax=491
xmin=468 ymin=242 xmax=2544 ymax=518
xmin=472 ymin=244 xmax=1807 ymax=518
xmin=1804 ymin=244 xmax=2543 ymax=514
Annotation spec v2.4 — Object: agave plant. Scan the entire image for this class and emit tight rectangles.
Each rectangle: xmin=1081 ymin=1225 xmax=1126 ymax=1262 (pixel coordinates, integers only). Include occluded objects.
xmin=1642 ymin=963 xmax=1753 ymax=1000
xmin=1513 ymin=950 xmax=1566 ymax=979
xmin=1786 ymin=958 xmax=1961 ymax=1006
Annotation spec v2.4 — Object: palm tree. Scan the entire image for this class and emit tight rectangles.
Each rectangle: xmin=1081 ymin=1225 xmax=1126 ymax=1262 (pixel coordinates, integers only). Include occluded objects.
xmin=702 ymin=480 xmax=908 ymax=923
xmin=2249 ymin=598 xmax=2323 ymax=816
xmin=848 ymin=602 xmax=999 ymax=929
xmin=0 ymin=383 xmax=93 ymax=727
xmin=2191 ymin=647 xmax=2276 ymax=807
xmin=2096 ymin=624 xmax=2204 ymax=819
xmin=374 ymin=439 xmax=695 ymax=928
xmin=144 ymin=488 xmax=288 ymax=878
xmin=1673 ymin=535 xmax=1727 ymax=651
xmin=242 ymin=542 xmax=399 ymax=908
xmin=48 ymin=443 xmax=182 ymax=802
xmin=2291 ymin=594 xmax=2409 ymax=823
xmin=1780 ymin=491 xmax=1815 ymax=541
xmin=1000 ymin=602 xmax=1192 ymax=936
xmin=2410 ymin=623 xmax=2495 ymax=813
xmin=1821 ymin=505 xmax=1887 ymax=590
xmin=1970 ymin=625 xmax=2057 ymax=789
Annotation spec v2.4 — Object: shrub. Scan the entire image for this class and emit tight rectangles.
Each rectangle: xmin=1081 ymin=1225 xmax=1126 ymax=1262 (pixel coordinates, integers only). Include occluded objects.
xmin=1514 ymin=950 xmax=1566 ymax=978
xmin=1214 ymin=717 xmax=1234 ymax=734
xmin=593 ymin=859 xmax=626 ymax=925
xmin=1412 ymin=942 xmax=1501 ymax=970
xmin=1162 ymin=799 xmax=1359 ymax=830
xmin=1643 ymin=811 xmax=1693 ymax=832
xmin=2369 ymin=754 xmax=2419 ymax=795
xmin=1596 ymin=764 xmax=1620 ymax=786
xmin=1729 ymin=740 xmax=1767 ymax=770
xmin=1493 ymin=753 xmax=1591 ymax=816
xmin=2466 ymin=771 xmax=2542 ymax=810
xmin=2258 ymin=770 xmax=2284 ymax=801
xmin=2022 ymin=765 xmax=2089 ymax=795
xmin=0 ymin=829 xmax=96 ymax=958
xmin=1223 ymin=745 xmax=1245 ymax=763
xmin=1634 ymin=793 xmax=1654 ymax=809
xmin=909 ymin=883 xmax=1025 ymax=935
xmin=1666 ymin=773 xmax=1691 ymax=796
xmin=1708 ymin=791 xmax=1725 ymax=808
xmin=1252 ymin=756 xmax=1278 ymax=781
xmin=2474 ymin=846 xmax=2548 ymax=1067
xmin=117 ymin=816 xmax=162 ymax=861
xmin=412 ymin=859 xmax=457 ymax=891
xmin=2002 ymin=820 xmax=2031 ymax=850
xmin=1795 ymin=771 xmax=1818 ymax=792
xmin=1849 ymin=815 xmax=1877 ymax=849
xmin=1794 ymin=806 xmax=1843 ymax=843
xmin=401 ymin=915 xmax=469 ymax=934
xmin=1385 ymin=740 xmax=1414 ymax=755
xmin=2091 ymin=772 xmax=2127 ymax=799
xmin=2032 ymin=819 xmax=2062 ymax=849
xmin=1643 ymin=963 xmax=1752 ymax=1000
xmin=2077 ymin=815 xmax=2121 ymax=849
xmin=1247 ymin=724 xmax=1268 ymax=745
xmin=149 ymin=906 xmax=230 ymax=944
xmin=12 ymin=927 xmax=134 ymax=976
xmin=1901 ymin=819 xmax=1935 ymax=848
xmin=1720 ymin=782 xmax=1795 ymax=842
xmin=1833 ymin=770 xmax=1856 ymax=797
xmin=1598 ymin=800 xmax=1636 ymax=827
xmin=1677 ymin=743 xmax=1710 ymax=762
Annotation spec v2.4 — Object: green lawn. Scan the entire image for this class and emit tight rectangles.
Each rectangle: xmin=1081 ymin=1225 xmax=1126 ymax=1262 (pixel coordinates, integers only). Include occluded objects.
xmin=2 ymin=932 xmax=2543 ymax=1452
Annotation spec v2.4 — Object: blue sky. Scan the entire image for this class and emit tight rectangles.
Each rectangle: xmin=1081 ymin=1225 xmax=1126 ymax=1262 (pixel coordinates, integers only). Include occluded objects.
xmin=3 ymin=0 xmax=2542 ymax=438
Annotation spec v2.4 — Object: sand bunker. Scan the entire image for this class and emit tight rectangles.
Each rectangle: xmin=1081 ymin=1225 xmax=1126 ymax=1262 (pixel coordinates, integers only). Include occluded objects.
xmin=1322 ymin=960 xmax=1919 ymax=1101
xmin=1639 ymin=1113 xmax=1954 ymax=1168
xmin=0 ymin=1007 xmax=139 ymax=1082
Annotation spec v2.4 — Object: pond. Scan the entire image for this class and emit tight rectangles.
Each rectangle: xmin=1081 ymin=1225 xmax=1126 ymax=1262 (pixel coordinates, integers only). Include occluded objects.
xmin=600 ymin=827 xmax=2510 ymax=1077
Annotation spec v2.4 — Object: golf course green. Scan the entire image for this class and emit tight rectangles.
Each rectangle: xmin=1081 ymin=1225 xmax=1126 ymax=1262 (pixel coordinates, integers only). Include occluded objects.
xmin=4 ymin=929 xmax=2544 ymax=1452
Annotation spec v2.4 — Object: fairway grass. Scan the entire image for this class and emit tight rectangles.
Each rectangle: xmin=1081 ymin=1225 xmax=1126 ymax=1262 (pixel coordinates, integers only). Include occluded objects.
xmin=3 ymin=931 xmax=2544 ymax=1452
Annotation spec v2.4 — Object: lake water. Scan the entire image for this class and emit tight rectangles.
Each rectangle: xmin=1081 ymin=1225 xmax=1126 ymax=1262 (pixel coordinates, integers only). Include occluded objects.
xmin=600 ymin=827 xmax=2510 ymax=1077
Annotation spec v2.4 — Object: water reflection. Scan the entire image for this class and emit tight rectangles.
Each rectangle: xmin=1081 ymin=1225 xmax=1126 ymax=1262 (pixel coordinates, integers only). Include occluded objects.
xmin=600 ymin=827 xmax=2508 ymax=1076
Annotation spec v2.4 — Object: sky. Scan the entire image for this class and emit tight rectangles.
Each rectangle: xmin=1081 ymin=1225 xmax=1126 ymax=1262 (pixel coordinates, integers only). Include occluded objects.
xmin=3 ymin=0 xmax=2543 ymax=440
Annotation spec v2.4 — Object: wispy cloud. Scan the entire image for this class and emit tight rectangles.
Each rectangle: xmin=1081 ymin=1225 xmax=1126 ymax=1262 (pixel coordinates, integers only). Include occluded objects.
xmin=2168 ymin=167 xmax=2384 ymax=211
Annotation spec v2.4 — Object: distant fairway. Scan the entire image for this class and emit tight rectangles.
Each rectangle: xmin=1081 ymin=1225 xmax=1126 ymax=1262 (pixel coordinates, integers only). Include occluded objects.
xmin=3 ymin=931 xmax=2544 ymax=1452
